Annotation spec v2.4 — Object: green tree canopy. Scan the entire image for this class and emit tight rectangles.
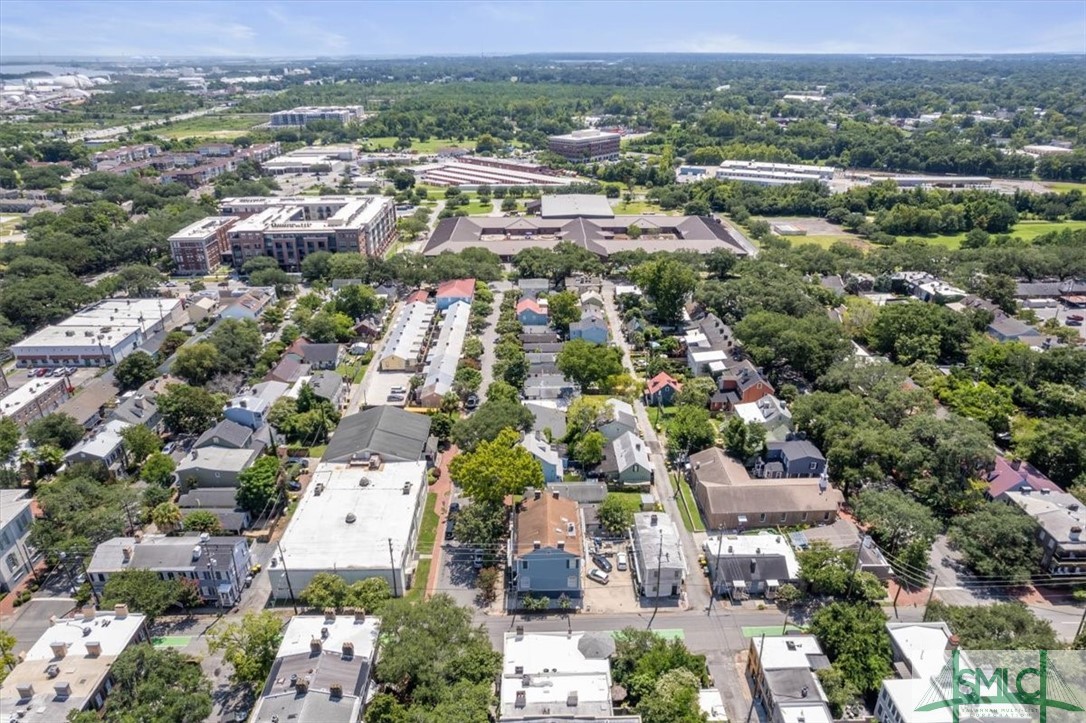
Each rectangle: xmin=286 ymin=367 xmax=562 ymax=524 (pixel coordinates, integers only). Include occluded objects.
xmin=597 ymin=494 xmax=635 ymax=535
xmin=121 ymin=424 xmax=162 ymax=465
xmin=101 ymin=568 xmax=186 ymax=620
xmin=451 ymin=398 xmax=535 ymax=451
xmin=948 ymin=502 xmax=1042 ymax=584
xmin=75 ymin=644 xmax=212 ymax=723
xmin=157 ymin=384 xmax=224 ymax=435
xmin=924 ymin=600 xmax=1060 ymax=650
xmin=809 ymin=602 xmax=892 ymax=694
xmin=449 ymin=428 xmax=544 ymax=504
xmin=236 ymin=456 xmax=281 ymax=515
xmin=26 ymin=413 xmax=84 ymax=450
xmin=113 ymin=351 xmax=159 ymax=391
xmin=207 ymin=610 xmax=284 ymax=686
xmin=557 ymin=339 xmax=625 ymax=390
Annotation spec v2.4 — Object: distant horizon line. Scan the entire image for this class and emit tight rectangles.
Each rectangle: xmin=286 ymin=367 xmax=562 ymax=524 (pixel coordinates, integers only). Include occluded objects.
xmin=2 ymin=51 xmax=1084 ymax=63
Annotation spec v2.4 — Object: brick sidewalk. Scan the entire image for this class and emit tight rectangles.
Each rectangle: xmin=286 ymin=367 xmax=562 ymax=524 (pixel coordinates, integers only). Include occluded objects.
xmin=425 ymin=446 xmax=458 ymax=597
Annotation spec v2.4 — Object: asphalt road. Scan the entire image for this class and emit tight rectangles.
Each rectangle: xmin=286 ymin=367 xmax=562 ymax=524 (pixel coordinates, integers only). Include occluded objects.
xmin=601 ymin=280 xmax=711 ymax=613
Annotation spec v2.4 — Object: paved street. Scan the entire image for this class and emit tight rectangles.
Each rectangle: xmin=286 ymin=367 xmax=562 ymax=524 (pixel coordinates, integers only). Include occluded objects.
xmin=475 ymin=287 xmax=505 ymax=403
xmin=601 ymin=280 xmax=711 ymax=613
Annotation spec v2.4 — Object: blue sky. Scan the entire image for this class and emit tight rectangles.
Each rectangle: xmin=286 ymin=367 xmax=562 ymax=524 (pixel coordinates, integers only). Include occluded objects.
xmin=1 ymin=1 xmax=1084 ymax=58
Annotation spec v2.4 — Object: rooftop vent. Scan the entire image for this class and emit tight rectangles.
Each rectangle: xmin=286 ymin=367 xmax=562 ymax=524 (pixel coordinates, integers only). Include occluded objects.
xmin=54 ymin=682 xmax=72 ymax=699
xmin=45 ymin=664 xmax=60 ymax=678
xmin=342 ymin=641 xmax=355 ymax=658
xmin=49 ymin=642 xmax=68 ymax=659
xmin=86 ymin=641 xmax=102 ymax=657
xmin=346 ymin=513 xmax=357 ymax=524
xmin=310 ymin=637 xmax=322 ymax=653
xmin=330 ymin=682 xmax=344 ymax=699
xmin=16 ymin=684 xmax=34 ymax=700
xmin=515 ymin=690 xmax=527 ymax=708
xmin=567 ymin=691 xmax=579 ymax=707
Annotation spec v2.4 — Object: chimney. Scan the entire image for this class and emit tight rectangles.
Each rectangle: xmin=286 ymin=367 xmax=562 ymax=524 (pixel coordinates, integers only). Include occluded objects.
xmin=534 ymin=489 xmax=541 ymax=501
xmin=533 ymin=540 xmax=541 ymax=550
xmin=801 ymin=686 xmax=809 ymax=698
xmin=342 ymin=641 xmax=355 ymax=657
xmin=310 ymin=637 xmax=323 ymax=653
xmin=49 ymin=615 xmax=58 ymax=627
xmin=134 ymin=530 xmax=143 ymax=543
xmin=650 ymin=513 xmax=658 ymax=526
xmin=50 ymin=642 xmax=68 ymax=659
xmin=552 ymin=490 xmax=560 ymax=500
xmin=516 ymin=625 xmax=524 ymax=638
xmin=296 ymin=677 xmax=309 ymax=694
xmin=82 ymin=605 xmax=96 ymax=622
xmin=86 ymin=641 xmax=102 ymax=657
xmin=330 ymin=682 xmax=344 ymax=698
xmin=16 ymin=684 xmax=34 ymax=700
xmin=354 ymin=610 xmax=366 ymax=624
xmin=122 ymin=546 xmax=133 ymax=563
xmin=557 ymin=540 xmax=565 ymax=550
xmin=1071 ymin=526 xmax=1082 ymax=542
xmin=114 ymin=603 xmax=129 ymax=618
xmin=947 ymin=634 xmax=960 ymax=651
xmin=324 ymin=609 xmax=336 ymax=624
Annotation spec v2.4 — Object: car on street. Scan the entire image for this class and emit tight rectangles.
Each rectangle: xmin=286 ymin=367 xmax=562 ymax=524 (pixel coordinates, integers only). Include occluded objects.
xmin=445 ymin=517 xmax=457 ymax=540
xmin=449 ymin=501 xmax=461 ymax=514
xmin=617 ymin=552 xmax=628 ymax=571
xmin=287 ymin=480 xmax=302 ymax=491
xmin=387 ymin=394 xmax=405 ymax=402
xmin=587 ymin=568 xmax=609 ymax=585
xmin=591 ymin=553 xmax=612 ymax=573
xmin=473 ymin=552 xmax=484 ymax=569
xmin=464 ymin=394 xmax=479 ymax=410
xmin=35 ymin=368 xmax=47 ymax=377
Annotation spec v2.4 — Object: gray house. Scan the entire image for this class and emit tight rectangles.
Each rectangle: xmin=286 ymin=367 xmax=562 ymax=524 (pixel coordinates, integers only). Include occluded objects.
xmin=520 ymin=432 xmax=564 ymax=483
xmin=174 ymin=447 xmax=260 ymax=491
xmin=754 ymin=439 xmax=827 ymax=479
xmin=109 ymin=392 xmax=161 ymax=432
xmin=598 ymin=398 xmax=638 ymax=442
xmin=523 ymin=373 xmax=576 ymax=401
xmin=568 ymin=311 xmax=608 ymax=344
xmin=195 ymin=418 xmax=270 ymax=453
xmin=511 ymin=490 xmax=583 ymax=609
xmin=321 ymin=406 xmax=434 ymax=464
xmin=598 ymin=431 xmax=653 ymax=486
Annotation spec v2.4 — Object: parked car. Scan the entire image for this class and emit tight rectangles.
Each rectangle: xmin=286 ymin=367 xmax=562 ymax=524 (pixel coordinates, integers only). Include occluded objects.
xmin=587 ymin=568 xmax=610 ymax=585
xmin=591 ymin=553 xmax=613 ymax=573
xmin=387 ymin=394 xmax=405 ymax=402
xmin=35 ymin=368 xmax=47 ymax=377
xmin=473 ymin=552 xmax=484 ymax=569
xmin=445 ymin=517 xmax=457 ymax=541
xmin=464 ymin=394 xmax=479 ymax=410
xmin=449 ymin=501 xmax=461 ymax=514
xmin=617 ymin=552 xmax=628 ymax=571
xmin=287 ymin=480 xmax=302 ymax=491
xmin=26 ymin=369 xmax=36 ymax=378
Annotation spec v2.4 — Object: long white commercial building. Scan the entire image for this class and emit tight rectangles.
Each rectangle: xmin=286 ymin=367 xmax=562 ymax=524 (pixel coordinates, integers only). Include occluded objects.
xmin=378 ymin=293 xmax=435 ymax=371
xmin=270 ymin=460 xmax=429 ymax=599
xmin=412 ymin=159 xmax=570 ymax=188
xmin=10 ymin=298 xmax=185 ymax=368
xmin=417 ymin=301 xmax=471 ymax=407
xmin=678 ymin=160 xmax=836 ymax=186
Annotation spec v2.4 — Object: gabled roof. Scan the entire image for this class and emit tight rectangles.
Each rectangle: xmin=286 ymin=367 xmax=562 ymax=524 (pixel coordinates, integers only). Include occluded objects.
xmin=195 ymin=418 xmax=254 ymax=450
xmin=516 ymin=492 xmax=582 ymax=557
xmin=435 ymin=277 xmax=476 ymax=299
xmin=516 ymin=298 xmax=547 ymax=316
xmin=266 ymin=355 xmax=310 ymax=384
xmin=647 ymin=371 xmax=682 ymax=395
xmin=987 ymin=455 xmax=1062 ymax=498
xmin=767 ymin=439 xmax=825 ymax=463
xmin=321 ymin=405 xmax=432 ymax=463
xmin=600 ymin=431 xmax=650 ymax=474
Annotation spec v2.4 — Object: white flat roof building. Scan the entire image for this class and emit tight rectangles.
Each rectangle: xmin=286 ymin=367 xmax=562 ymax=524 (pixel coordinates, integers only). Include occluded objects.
xmin=500 ymin=631 xmax=619 ymax=721
xmin=0 ymin=375 xmax=71 ymax=425
xmin=875 ymin=623 xmax=1031 ymax=723
xmin=379 ymin=298 xmax=435 ymax=371
xmin=418 ymin=301 xmax=471 ymax=406
xmin=272 ymin=460 xmax=428 ymax=599
xmin=749 ymin=634 xmax=834 ymax=723
xmin=630 ymin=512 xmax=686 ymax=598
xmin=0 ymin=605 xmax=149 ymax=720
xmin=11 ymin=299 xmax=183 ymax=368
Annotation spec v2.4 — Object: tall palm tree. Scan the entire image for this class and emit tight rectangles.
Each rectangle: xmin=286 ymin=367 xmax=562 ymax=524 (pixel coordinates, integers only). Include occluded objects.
xmin=151 ymin=502 xmax=182 ymax=534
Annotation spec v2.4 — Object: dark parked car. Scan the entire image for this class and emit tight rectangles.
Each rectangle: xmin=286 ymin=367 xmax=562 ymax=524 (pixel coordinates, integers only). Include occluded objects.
xmin=445 ymin=517 xmax=457 ymax=540
xmin=287 ymin=480 xmax=302 ymax=491
xmin=449 ymin=501 xmax=461 ymax=514
xmin=591 ymin=554 xmax=612 ymax=573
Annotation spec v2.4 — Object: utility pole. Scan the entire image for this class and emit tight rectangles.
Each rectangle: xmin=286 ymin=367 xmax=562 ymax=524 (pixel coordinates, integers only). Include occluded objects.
xmin=924 ymin=573 xmax=939 ymax=612
xmin=76 ymin=555 xmax=100 ymax=606
xmin=388 ymin=538 xmax=399 ymax=598
xmin=746 ymin=634 xmax=766 ymax=723
xmin=708 ymin=525 xmax=725 ymax=616
xmin=647 ymin=529 xmax=663 ymax=629
xmin=276 ymin=542 xmax=299 ymax=614
xmin=845 ymin=535 xmax=868 ymax=598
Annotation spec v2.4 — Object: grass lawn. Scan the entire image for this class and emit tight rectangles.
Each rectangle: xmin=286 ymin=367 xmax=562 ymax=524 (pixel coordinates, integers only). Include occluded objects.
xmin=1042 ymin=181 xmax=1086 ymax=193
xmin=307 ymin=444 xmax=327 ymax=458
xmin=903 ymin=219 xmax=1086 ymax=250
xmin=673 ymin=473 xmax=705 ymax=533
xmin=417 ymin=492 xmax=440 ymax=549
xmin=647 ymin=406 xmax=676 ymax=431
xmin=406 ymin=558 xmax=431 ymax=602
xmin=613 ymin=200 xmax=674 ymax=215
xmin=156 ymin=114 xmax=267 ymax=139
xmin=360 ymin=137 xmax=465 ymax=154
xmin=336 ymin=360 xmax=369 ymax=384
xmin=789 ymin=234 xmax=871 ymax=250
xmin=607 ymin=492 xmax=648 ymax=518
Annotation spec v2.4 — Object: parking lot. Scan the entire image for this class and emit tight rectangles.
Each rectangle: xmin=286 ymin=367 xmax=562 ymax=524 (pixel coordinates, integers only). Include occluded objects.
xmin=360 ymin=367 xmax=412 ymax=408
xmin=4 ymin=365 xmax=99 ymax=391
xmin=582 ymin=540 xmax=642 ymax=613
